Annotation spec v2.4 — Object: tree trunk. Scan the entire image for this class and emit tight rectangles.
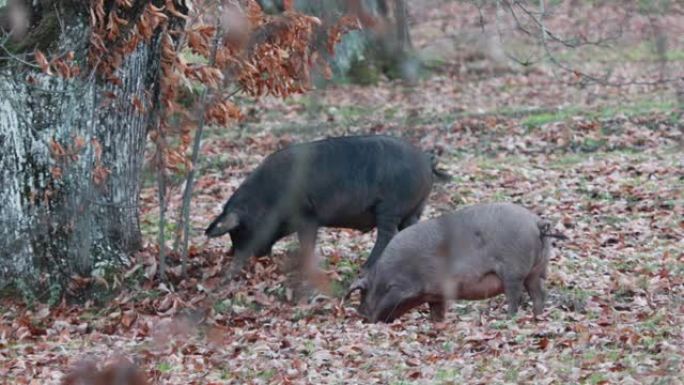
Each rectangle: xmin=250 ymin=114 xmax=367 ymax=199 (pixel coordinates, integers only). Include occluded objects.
xmin=292 ymin=0 xmax=414 ymax=82
xmin=0 ymin=6 xmax=159 ymax=301
xmin=393 ymin=0 xmax=412 ymax=53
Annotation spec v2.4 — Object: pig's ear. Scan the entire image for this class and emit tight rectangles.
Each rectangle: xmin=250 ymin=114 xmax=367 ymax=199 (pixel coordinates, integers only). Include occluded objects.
xmin=344 ymin=277 xmax=368 ymax=300
xmin=222 ymin=212 xmax=240 ymax=230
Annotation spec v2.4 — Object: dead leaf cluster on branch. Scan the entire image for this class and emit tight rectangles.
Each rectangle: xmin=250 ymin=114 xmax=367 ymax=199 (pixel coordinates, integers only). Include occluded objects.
xmin=16 ymin=0 xmax=362 ymax=179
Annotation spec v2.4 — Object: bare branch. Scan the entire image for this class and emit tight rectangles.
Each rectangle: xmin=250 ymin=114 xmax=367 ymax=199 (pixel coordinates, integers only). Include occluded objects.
xmin=509 ymin=0 xmax=622 ymax=49
xmin=490 ymin=0 xmax=682 ymax=87
xmin=178 ymin=17 xmax=224 ymax=277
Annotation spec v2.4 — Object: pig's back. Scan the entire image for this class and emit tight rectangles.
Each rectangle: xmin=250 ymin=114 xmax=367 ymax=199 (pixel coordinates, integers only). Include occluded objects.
xmin=450 ymin=203 xmax=540 ymax=235
xmin=374 ymin=216 xmax=448 ymax=269
xmin=374 ymin=203 xmax=542 ymax=266
xmin=259 ymin=135 xmax=434 ymax=225
xmin=248 ymin=135 xmax=430 ymax=187
xmin=447 ymin=203 xmax=543 ymax=276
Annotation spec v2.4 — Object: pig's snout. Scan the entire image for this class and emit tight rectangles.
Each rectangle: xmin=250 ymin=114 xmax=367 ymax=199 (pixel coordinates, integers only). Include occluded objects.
xmin=369 ymin=290 xmax=406 ymax=323
xmin=357 ymin=300 xmax=382 ymax=323
xmin=368 ymin=288 xmax=427 ymax=323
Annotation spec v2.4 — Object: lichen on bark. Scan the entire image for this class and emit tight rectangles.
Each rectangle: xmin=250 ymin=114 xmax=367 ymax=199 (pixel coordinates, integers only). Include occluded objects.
xmin=0 ymin=0 xmax=85 ymax=56
xmin=0 ymin=2 xmax=164 ymax=301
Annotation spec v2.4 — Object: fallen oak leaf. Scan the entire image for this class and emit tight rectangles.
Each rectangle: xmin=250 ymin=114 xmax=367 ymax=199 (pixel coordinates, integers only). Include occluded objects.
xmin=121 ymin=310 xmax=137 ymax=329
xmin=61 ymin=358 xmax=149 ymax=385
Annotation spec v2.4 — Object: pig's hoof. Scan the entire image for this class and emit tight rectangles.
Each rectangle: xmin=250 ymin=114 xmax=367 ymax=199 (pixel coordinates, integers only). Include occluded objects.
xmin=432 ymin=320 xmax=449 ymax=331
xmin=293 ymin=284 xmax=316 ymax=305
xmin=303 ymin=269 xmax=332 ymax=295
xmin=532 ymin=309 xmax=546 ymax=320
xmin=222 ymin=268 xmax=243 ymax=284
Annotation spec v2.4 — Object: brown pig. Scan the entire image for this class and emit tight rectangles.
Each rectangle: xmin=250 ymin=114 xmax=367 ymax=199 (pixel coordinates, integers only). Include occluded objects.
xmin=345 ymin=203 xmax=565 ymax=323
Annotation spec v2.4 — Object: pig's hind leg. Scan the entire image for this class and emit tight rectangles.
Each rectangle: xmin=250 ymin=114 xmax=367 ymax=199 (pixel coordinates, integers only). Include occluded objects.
xmin=499 ymin=248 xmax=539 ymax=317
xmin=501 ymin=275 xmax=525 ymax=317
xmin=524 ymin=275 xmax=546 ymax=316
xmin=398 ymin=201 xmax=426 ymax=231
xmin=398 ymin=214 xmax=419 ymax=231
xmin=524 ymin=249 xmax=549 ymax=316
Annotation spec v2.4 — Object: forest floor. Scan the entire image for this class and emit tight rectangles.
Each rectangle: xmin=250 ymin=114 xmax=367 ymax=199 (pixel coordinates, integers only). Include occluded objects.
xmin=1 ymin=2 xmax=683 ymax=384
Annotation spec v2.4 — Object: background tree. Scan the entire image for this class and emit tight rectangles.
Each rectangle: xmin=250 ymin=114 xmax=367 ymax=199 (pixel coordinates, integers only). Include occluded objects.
xmin=0 ymin=0 xmax=358 ymax=301
xmin=256 ymin=0 xmax=415 ymax=83
xmin=0 ymin=0 xmax=185 ymax=301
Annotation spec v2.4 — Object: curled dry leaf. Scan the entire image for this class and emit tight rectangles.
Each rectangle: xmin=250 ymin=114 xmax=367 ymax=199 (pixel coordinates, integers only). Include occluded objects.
xmin=116 ymin=0 xmax=133 ymax=8
xmin=93 ymin=165 xmax=111 ymax=186
xmin=132 ymin=95 xmax=145 ymax=113
xmin=62 ymin=358 xmax=149 ymax=385
xmin=51 ymin=166 xmax=63 ymax=179
xmin=50 ymin=140 xmax=66 ymax=157
xmin=34 ymin=50 xmax=51 ymax=74
xmin=188 ymin=29 xmax=211 ymax=56
xmin=206 ymin=99 xmax=242 ymax=126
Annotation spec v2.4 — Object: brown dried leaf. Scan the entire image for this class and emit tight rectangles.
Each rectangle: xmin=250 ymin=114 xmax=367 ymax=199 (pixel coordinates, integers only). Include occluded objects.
xmin=50 ymin=139 xmax=66 ymax=157
xmin=92 ymin=165 xmax=111 ymax=185
xmin=132 ymin=95 xmax=145 ymax=113
xmin=121 ymin=310 xmax=137 ymax=328
xmin=34 ymin=50 xmax=51 ymax=74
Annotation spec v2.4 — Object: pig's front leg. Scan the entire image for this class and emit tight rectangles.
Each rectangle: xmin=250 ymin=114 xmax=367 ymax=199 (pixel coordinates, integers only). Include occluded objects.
xmin=429 ymin=300 xmax=446 ymax=322
xmin=297 ymin=224 xmax=329 ymax=293
xmin=297 ymin=224 xmax=319 ymax=272
xmin=227 ymin=251 xmax=251 ymax=279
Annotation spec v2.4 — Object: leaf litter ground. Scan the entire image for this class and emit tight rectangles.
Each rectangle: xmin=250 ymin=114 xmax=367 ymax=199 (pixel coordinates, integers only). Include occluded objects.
xmin=1 ymin=2 xmax=683 ymax=384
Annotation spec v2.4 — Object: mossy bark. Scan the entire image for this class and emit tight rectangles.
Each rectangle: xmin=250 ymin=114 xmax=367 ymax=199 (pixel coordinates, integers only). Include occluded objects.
xmin=0 ymin=0 xmax=83 ymax=54
xmin=272 ymin=0 xmax=416 ymax=83
xmin=0 ymin=1 xmax=164 ymax=302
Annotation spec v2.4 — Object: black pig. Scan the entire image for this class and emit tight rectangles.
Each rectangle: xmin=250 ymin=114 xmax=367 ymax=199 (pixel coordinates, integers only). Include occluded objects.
xmin=205 ymin=135 xmax=450 ymax=277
